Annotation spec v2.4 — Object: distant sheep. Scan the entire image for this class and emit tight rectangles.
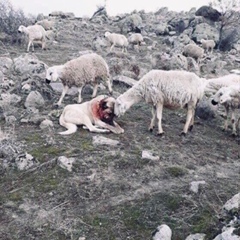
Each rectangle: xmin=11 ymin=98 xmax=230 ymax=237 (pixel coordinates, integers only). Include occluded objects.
xmin=182 ymin=43 xmax=204 ymax=64
xmin=200 ymin=39 xmax=215 ymax=53
xmin=18 ymin=24 xmax=47 ymax=52
xmin=45 ymin=53 xmax=113 ymax=106
xmin=104 ymin=31 xmax=128 ymax=53
xmin=36 ymin=19 xmax=55 ymax=30
xmin=204 ymin=74 xmax=240 ymax=96
xmin=114 ymin=69 xmax=207 ymax=135
xmin=128 ymin=33 xmax=144 ymax=50
xmin=211 ymin=85 xmax=240 ymax=136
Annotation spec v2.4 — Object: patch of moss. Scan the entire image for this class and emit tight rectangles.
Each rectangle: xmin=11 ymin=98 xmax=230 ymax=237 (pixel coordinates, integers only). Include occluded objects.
xmin=8 ymin=192 xmax=23 ymax=202
xmin=191 ymin=209 xmax=218 ymax=238
xmin=29 ymin=145 xmax=66 ymax=161
xmin=165 ymin=166 xmax=187 ymax=177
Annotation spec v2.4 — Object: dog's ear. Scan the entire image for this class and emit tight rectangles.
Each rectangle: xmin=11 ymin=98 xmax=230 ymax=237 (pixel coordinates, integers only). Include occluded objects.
xmin=99 ymin=99 xmax=108 ymax=110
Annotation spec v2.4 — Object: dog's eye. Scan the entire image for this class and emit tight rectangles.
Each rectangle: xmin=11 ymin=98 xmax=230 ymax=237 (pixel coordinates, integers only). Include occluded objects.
xmin=49 ymin=72 xmax=53 ymax=76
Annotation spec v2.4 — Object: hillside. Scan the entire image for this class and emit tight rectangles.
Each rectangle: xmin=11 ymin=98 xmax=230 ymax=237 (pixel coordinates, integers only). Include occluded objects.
xmin=0 ymin=7 xmax=239 ymax=240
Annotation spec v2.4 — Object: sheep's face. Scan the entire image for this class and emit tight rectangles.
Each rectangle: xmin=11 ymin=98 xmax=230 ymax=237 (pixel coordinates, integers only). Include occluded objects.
xmin=219 ymin=90 xmax=234 ymax=104
xmin=46 ymin=67 xmax=59 ymax=83
xmin=211 ymin=87 xmax=228 ymax=105
xmin=104 ymin=31 xmax=110 ymax=38
xmin=18 ymin=25 xmax=24 ymax=33
xmin=114 ymin=98 xmax=127 ymax=117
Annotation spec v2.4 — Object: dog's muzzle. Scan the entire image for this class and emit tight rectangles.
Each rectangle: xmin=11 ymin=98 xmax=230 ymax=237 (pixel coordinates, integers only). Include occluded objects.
xmin=18 ymin=30 xmax=21 ymax=33
xmin=211 ymin=99 xmax=218 ymax=105
xmin=46 ymin=79 xmax=51 ymax=84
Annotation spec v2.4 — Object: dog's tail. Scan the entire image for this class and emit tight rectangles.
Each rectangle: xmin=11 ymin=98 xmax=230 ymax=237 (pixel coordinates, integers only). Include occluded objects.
xmin=58 ymin=112 xmax=78 ymax=135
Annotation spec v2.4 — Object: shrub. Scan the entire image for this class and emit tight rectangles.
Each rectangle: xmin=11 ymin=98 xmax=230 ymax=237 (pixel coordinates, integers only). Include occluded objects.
xmin=0 ymin=0 xmax=34 ymax=43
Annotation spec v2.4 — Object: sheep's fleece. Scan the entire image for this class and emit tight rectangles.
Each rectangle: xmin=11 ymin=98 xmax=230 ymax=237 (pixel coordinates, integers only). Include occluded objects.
xmin=46 ymin=53 xmax=112 ymax=105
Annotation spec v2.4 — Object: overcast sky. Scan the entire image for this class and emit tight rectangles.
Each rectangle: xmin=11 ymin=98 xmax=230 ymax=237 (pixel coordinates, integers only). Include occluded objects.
xmin=10 ymin=0 xmax=211 ymax=17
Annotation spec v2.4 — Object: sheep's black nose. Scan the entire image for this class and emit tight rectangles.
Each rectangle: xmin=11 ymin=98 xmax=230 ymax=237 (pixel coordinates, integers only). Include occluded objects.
xmin=211 ymin=99 xmax=218 ymax=105
xmin=46 ymin=79 xmax=51 ymax=84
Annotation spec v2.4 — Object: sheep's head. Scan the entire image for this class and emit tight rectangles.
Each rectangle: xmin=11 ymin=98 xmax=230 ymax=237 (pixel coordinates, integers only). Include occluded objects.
xmin=45 ymin=66 xmax=59 ymax=84
xmin=18 ymin=25 xmax=25 ymax=33
xmin=114 ymin=97 xmax=127 ymax=117
xmin=104 ymin=31 xmax=111 ymax=38
xmin=211 ymin=87 xmax=228 ymax=105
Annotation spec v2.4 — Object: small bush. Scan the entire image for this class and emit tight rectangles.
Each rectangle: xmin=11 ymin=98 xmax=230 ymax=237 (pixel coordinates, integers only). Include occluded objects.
xmin=0 ymin=0 xmax=34 ymax=43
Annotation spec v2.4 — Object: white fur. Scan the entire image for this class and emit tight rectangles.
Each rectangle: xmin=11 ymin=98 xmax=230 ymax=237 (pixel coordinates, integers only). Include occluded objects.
xmin=45 ymin=53 xmax=113 ymax=106
xmin=104 ymin=31 xmax=128 ymax=52
xmin=18 ymin=24 xmax=47 ymax=52
xmin=59 ymin=95 xmax=124 ymax=135
xmin=182 ymin=43 xmax=204 ymax=64
xmin=200 ymin=39 xmax=215 ymax=53
xmin=205 ymin=74 xmax=240 ymax=96
xmin=114 ymin=69 xmax=206 ymax=135
xmin=211 ymin=85 xmax=240 ymax=136
xmin=128 ymin=33 xmax=144 ymax=46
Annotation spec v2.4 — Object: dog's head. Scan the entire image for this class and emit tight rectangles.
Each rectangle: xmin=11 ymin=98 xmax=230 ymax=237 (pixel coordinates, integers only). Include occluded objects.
xmin=99 ymin=97 xmax=116 ymax=125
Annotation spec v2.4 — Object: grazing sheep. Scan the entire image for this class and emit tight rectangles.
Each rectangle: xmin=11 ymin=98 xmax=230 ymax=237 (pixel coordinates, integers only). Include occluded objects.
xmin=104 ymin=31 xmax=128 ymax=53
xmin=204 ymin=74 xmax=240 ymax=96
xmin=211 ymin=85 xmax=240 ymax=136
xmin=182 ymin=43 xmax=204 ymax=64
xmin=45 ymin=53 xmax=113 ymax=106
xmin=18 ymin=24 xmax=47 ymax=52
xmin=114 ymin=69 xmax=207 ymax=135
xmin=36 ymin=19 xmax=55 ymax=30
xmin=200 ymin=39 xmax=215 ymax=53
xmin=128 ymin=33 xmax=144 ymax=50
xmin=59 ymin=95 xmax=124 ymax=135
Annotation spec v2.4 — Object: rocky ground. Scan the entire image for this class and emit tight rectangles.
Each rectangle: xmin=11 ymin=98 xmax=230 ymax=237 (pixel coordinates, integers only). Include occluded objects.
xmin=0 ymin=8 xmax=240 ymax=240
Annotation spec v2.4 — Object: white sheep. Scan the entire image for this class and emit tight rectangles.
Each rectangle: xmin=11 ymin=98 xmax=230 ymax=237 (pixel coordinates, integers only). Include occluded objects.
xmin=211 ymin=85 xmax=240 ymax=136
xmin=204 ymin=74 xmax=240 ymax=96
xmin=200 ymin=39 xmax=216 ymax=53
xmin=45 ymin=53 xmax=113 ymax=106
xmin=104 ymin=31 xmax=128 ymax=53
xmin=182 ymin=43 xmax=205 ymax=64
xmin=114 ymin=69 xmax=207 ymax=136
xmin=128 ymin=33 xmax=144 ymax=50
xmin=18 ymin=24 xmax=47 ymax=52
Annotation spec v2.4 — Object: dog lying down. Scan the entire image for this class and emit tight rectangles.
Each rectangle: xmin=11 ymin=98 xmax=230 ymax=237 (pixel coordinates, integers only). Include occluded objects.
xmin=59 ymin=95 xmax=124 ymax=135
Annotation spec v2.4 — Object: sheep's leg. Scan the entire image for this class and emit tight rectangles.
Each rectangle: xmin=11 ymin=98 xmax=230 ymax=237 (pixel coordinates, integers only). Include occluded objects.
xmin=223 ymin=105 xmax=229 ymax=131
xmin=149 ymin=106 xmax=156 ymax=132
xmin=231 ymin=109 xmax=237 ymax=136
xmin=106 ymin=78 xmax=113 ymax=95
xmin=109 ymin=43 xmax=115 ymax=52
xmin=42 ymin=38 xmax=46 ymax=50
xmin=156 ymin=103 xmax=164 ymax=136
xmin=77 ymin=86 xmax=84 ymax=103
xmin=182 ymin=106 xmax=194 ymax=135
xmin=92 ymin=83 xmax=98 ymax=98
xmin=57 ymin=85 xmax=69 ymax=106
xmin=189 ymin=108 xmax=195 ymax=131
xmin=27 ymin=41 xmax=32 ymax=52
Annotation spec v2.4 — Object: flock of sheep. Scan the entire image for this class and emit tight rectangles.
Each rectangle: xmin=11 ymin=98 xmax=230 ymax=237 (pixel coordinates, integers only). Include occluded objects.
xmin=17 ymin=22 xmax=240 ymax=137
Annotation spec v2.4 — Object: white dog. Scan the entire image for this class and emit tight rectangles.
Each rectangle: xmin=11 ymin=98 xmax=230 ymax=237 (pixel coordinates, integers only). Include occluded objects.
xmin=59 ymin=95 xmax=124 ymax=135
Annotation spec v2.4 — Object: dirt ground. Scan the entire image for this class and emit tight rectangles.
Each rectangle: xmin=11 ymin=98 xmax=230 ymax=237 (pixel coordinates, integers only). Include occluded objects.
xmin=0 ymin=16 xmax=240 ymax=240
